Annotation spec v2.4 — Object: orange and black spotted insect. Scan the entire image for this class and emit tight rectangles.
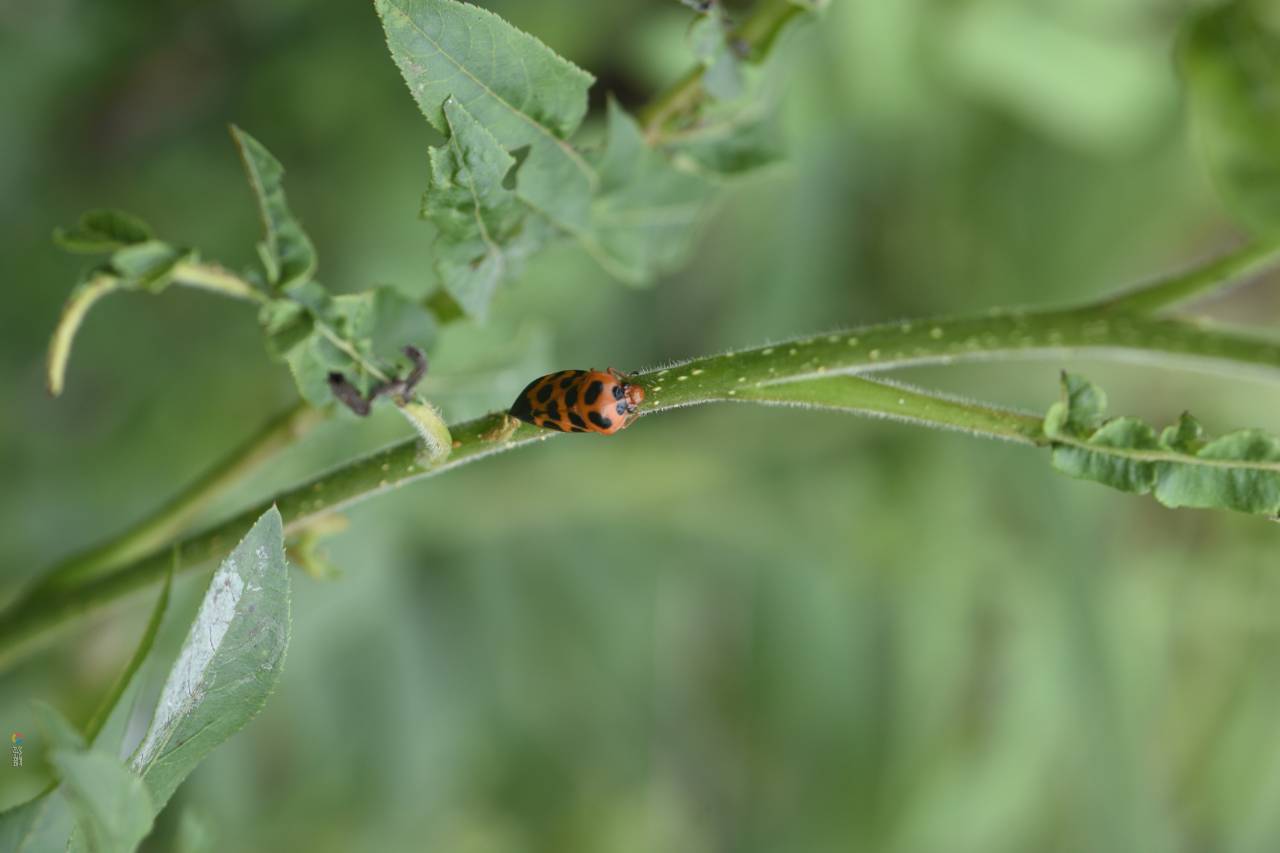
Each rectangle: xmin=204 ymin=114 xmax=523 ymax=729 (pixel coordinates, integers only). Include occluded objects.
xmin=509 ymin=368 xmax=645 ymax=435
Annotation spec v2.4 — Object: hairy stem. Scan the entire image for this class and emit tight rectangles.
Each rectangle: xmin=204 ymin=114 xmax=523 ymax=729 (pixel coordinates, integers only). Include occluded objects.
xmin=5 ymin=303 xmax=1280 ymax=665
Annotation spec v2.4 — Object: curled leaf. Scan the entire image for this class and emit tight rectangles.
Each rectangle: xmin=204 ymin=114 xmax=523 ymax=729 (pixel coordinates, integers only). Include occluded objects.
xmin=54 ymin=209 xmax=153 ymax=253
xmin=1045 ymin=373 xmax=1280 ymax=515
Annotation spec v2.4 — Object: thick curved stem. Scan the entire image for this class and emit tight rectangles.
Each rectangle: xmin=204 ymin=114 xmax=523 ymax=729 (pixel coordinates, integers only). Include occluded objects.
xmin=5 ymin=306 xmax=1280 ymax=666
xmin=28 ymin=403 xmax=324 ymax=597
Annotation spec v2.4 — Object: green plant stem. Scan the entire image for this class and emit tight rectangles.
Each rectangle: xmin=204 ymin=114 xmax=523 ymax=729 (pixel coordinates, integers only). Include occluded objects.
xmin=171 ymin=261 xmax=267 ymax=303
xmin=18 ymin=0 xmax=812 ymax=642
xmin=1099 ymin=240 xmax=1280 ymax=314
xmin=28 ymin=403 xmax=323 ymax=596
xmin=5 ymin=300 xmax=1280 ymax=665
xmin=639 ymin=0 xmax=805 ymax=140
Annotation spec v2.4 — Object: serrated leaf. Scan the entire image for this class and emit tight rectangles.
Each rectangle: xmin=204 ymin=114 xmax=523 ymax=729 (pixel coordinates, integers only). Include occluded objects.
xmin=54 ymin=748 xmax=153 ymax=853
xmin=586 ymin=101 xmax=711 ymax=283
xmin=376 ymin=0 xmax=597 ymax=230
xmin=230 ymin=126 xmax=318 ymax=291
xmin=128 ymin=507 xmax=290 ymax=813
xmin=54 ymin=210 xmax=153 ymax=253
xmin=1045 ymin=373 xmax=1280 ymax=516
xmin=421 ymin=97 xmax=548 ymax=319
xmin=1181 ymin=2 xmax=1280 ymax=233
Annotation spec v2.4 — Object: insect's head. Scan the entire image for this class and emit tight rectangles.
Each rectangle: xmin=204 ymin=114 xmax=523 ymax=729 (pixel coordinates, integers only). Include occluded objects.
xmin=623 ymin=382 xmax=645 ymax=412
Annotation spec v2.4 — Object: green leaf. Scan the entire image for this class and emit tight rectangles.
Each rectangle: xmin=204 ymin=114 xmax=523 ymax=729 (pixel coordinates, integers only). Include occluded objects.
xmin=0 ymin=793 xmax=76 ymax=853
xmin=54 ymin=210 xmax=153 ymax=253
xmin=109 ymin=241 xmax=193 ymax=294
xmin=128 ymin=507 xmax=291 ymax=813
xmin=421 ymin=97 xmax=549 ymax=319
xmin=586 ymin=101 xmax=712 ymax=283
xmin=1045 ymin=373 xmax=1280 ymax=516
xmin=1181 ymin=2 xmax=1280 ymax=233
xmin=666 ymin=108 xmax=784 ymax=177
xmin=0 ymin=703 xmax=155 ymax=853
xmin=375 ymin=0 xmax=597 ymax=230
xmin=261 ymin=283 xmax=435 ymax=407
xmin=54 ymin=749 xmax=153 ymax=853
xmin=691 ymin=10 xmax=744 ymax=100
xmin=230 ymin=125 xmax=318 ymax=291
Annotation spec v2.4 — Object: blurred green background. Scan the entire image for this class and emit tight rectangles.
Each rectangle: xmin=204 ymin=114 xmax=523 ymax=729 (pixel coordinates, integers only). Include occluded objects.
xmin=5 ymin=0 xmax=1280 ymax=850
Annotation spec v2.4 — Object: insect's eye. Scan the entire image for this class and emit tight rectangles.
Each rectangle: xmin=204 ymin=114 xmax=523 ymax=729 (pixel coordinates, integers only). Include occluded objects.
xmin=612 ymin=384 xmax=624 ymax=400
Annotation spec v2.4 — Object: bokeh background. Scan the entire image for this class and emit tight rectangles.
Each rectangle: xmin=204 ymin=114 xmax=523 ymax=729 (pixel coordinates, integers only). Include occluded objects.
xmin=4 ymin=0 xmax=1280 ymax=850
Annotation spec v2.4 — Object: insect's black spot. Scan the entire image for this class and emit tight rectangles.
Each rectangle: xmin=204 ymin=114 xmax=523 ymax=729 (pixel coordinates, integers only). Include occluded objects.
xmin=538 ymin=417 xmax=567 ymax=432
xmin=546 ymin=402 xmax=560 ymax=421
xmin=588 ymin=410 xmax=613 ymax=430
xmin=616 ymin=401 xmax=627 ymax=416
xmin=584 ymin=380 xmax=604 ymax=404
xmin=612 ymin=384 xmax=624 ymax=400
xmin=568 ymin=411 xmax=587 ymax=430
xmin=564 ymin=385 xmax=578 ymax=407
xmin=560 ymin=373 xmax=578 ymax=389
xmin=536 ymin=383 xmax=554 ymax=404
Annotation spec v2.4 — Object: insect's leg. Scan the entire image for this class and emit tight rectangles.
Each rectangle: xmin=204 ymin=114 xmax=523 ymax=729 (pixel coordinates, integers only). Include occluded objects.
xmin=328 ymin=372 xmax=371 ymax=416
xmin=402 ymin=345 xmax=428 ymax=393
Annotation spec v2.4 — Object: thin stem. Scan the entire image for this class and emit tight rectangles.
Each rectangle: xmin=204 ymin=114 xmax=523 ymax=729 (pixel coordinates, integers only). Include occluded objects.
xmin=171 ymin=261 xmax=267 ymax=303
xmin=1099 ymin=240 xmax=1280 ymax=315
xmin=5 ymin=306 xmax=1280 ymax=665
xmin=738 ymin=376 xmax=1048 ymax=445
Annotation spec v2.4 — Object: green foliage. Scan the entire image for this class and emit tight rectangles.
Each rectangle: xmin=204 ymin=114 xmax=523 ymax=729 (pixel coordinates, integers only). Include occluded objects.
xmin=53 ymin=747 xmax=154 ymax=853
xmin=230 ymin=126 xmax=318 ymax=291
xmin=376 ymin=0 xmax=596 ymax=230
xmin=128 ymin=508 xmax=291 ymax=813
xmin=590 ymin=101 xmax=711 ymax=282
xmin=0 ymin=703 xmax=153 ymax=853
xmin=0 ymin=512 xmax=289 ymax=853
xmin=378 ymin=0 xmax=795 ymax=311
xmin=1045 ymin=373 xmax=1280 ymax=515
xmin=47 ymin=212 xmax=196 ymax=395
xmin=691 ymin=7 xmax=745 ymax=100
xmin=1181 ymin=1 xmax=1280 ymax=234
xmin=53 ymin=209 xmax=153 ymax=253
xmin=420 ymin=97 xmax=548 ymax=319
